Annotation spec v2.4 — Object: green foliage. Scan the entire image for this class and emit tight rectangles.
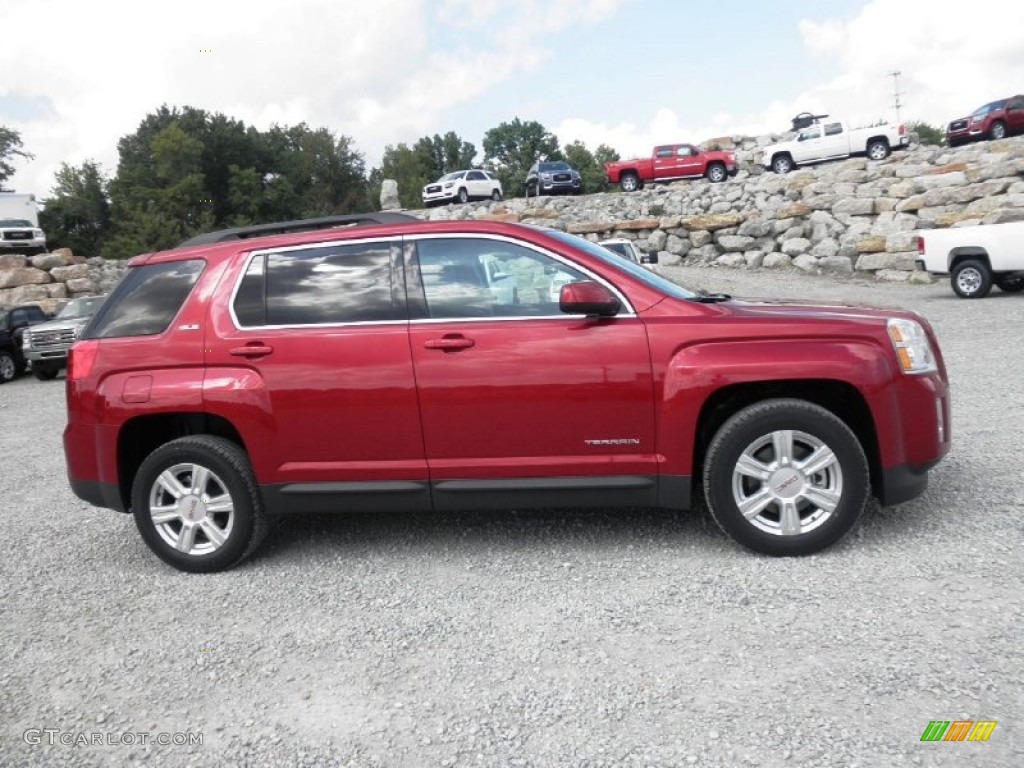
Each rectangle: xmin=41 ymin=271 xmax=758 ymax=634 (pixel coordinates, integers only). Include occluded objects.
xmin=370 ymin=131 xmax=478 ymax=209
xmin=483 ymin=118 xmax=560 ymax=197
xmin=101 ymin=105 xmax=371 ymax=258
xmin=908 ymin=121 xmax=946 ymax=146
xmin=563 ymin=141 xmax=620 ymax=194
xmin=38 ymin=161 xmax=112 ymax=256
xmin=0 ymin=126 xmax=34 ymax=190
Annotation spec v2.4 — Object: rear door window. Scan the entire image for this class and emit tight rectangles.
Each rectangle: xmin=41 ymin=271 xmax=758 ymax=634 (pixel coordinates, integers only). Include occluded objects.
xmin=85 ymin=260 xmax=204 ymax=339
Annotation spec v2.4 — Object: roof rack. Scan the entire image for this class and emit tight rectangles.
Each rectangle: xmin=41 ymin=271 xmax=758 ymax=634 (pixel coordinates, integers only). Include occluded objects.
xmin=176 ymin=212 xmax=420 ymax=248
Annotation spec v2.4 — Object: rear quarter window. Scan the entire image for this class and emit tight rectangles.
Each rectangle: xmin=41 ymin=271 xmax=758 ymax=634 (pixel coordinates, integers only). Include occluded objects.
xmin=84 ymin=259 xmax=204 ymax=339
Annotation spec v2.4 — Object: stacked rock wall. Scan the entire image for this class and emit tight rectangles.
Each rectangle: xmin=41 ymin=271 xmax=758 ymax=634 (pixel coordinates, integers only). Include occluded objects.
xmin=0 ymin=249 xmax=125 ymax=312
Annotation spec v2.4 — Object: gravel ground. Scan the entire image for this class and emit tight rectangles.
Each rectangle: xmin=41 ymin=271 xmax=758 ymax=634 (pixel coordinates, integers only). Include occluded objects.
xmin=1 ymin=266 xmax=1022 ymax=767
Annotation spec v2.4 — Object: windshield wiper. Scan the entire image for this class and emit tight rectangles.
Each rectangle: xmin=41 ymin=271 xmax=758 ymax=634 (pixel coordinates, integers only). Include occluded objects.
xmin=689 ymin=289 xmax=732 ymax=303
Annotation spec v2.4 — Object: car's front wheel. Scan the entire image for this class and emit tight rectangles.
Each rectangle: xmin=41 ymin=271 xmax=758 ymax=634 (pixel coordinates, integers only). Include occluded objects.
xmin=706 ymin=163 xmax=727 ymax=183
xmin=951 ymin=259 xmax=993 ymax=299
xmin=989 ymin=121 xmax=1007 ymax=140
xmin=703 ymin=399 xmax=869 ymax=556
xmin=620 ymin=172 xmax=641 ymax=192
xmin=0 ymin=351 xmax=15 ymax=383
xmin=491 ymin=189 xmax=502 ymax=201
xmin=457 ymin=188 xmax=469 ymax=204
xmin=771 ymin=154 xmax=793 ymax=174
xmin=132 ymin=436 xmax=269 ymax=573
xmin=32 ymin=364 xmax=60 ymax=381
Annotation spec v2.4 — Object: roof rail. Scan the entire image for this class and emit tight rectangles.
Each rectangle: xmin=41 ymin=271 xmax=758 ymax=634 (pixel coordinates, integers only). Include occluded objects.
xmin=176 ymin=212 xmax=420 ymax=248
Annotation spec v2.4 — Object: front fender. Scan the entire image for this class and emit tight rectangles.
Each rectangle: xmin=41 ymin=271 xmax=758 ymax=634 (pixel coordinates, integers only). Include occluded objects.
xmin=657 ymin=337 xmax=902 ymax=476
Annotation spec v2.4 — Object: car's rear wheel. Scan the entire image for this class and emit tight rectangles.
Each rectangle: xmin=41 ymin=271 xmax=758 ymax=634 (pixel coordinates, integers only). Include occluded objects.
xmin=867 ymin=139 xmax=890 ymax=160
xmin=989 ymin=121 xmax=1007 ymax=140
xmin=703 ymin=399 xmax=869 ymax=556
xmin=706 ymin=163 xmax=727 ymax=183
xmin=620 ymin=172 xmax=640 ymax=192
xmin=0 ymin=351 xmax=15 ymax=383
xmin=32 ymin=365 xmax=60 ymax=381
xmin=772 ymin=155 xmax=793 ymax=174
xmin=996 ymin=276 xmax=1024 ymax=293
xmin=132 ymin=436 xmax=269 ymax=573
xmin=951 ymin=259 xmax=993 ymax=299
xmin=458 ymin=188 xmax=469 ymax=204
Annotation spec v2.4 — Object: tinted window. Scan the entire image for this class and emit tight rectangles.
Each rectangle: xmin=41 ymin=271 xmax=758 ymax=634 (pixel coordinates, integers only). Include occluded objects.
xmin=412 ymin=238 xmax=588 ymax=319
xmin=824 ymin=123 xmax=843 ymax=136
xmin=261 ymin=241 xmax=400 ymax=326
xmin=467 ymin=171 xmax=486 ymax=180
xmin=234 ymin=254 xmax=266 ymax=326
xmin=799 ymin=127 xmax=822 ymax=140
xmin=676 ymin=146 xmax=695 ymax=157
xmin=655 ymin=147 xmax=672 ymax=158
xmin=86 ymin=260 xmax=204 ymax=339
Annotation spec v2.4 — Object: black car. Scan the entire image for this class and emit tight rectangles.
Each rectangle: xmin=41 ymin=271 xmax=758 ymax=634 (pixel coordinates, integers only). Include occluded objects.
xmin=524 ymin=161 xmax=582 ymax=197
xmin=0 ymin=304 xmax=51 ymax=383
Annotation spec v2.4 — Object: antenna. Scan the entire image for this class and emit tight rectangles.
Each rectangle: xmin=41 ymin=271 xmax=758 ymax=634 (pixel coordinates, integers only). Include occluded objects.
xmin=889 ymin=70 xmax=904 ymax=124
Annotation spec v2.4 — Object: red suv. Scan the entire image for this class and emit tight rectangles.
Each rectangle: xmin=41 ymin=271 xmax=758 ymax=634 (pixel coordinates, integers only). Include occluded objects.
xmin=946 ymin=95 xmax=1024 ymax=145
xmin=64 ymin=214 xmax=951 ymax=572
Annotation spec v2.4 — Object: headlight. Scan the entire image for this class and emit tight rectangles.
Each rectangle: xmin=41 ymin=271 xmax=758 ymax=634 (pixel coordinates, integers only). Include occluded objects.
xmin=541 ymin=173 xmax=552 ymax=180
xmin=887 ymin=318 xmax=937 ymax=374
xmin=22 ymin=332 xmax=31 ymax=349
xmin=443 ymin=182 xmax=453 ymax=188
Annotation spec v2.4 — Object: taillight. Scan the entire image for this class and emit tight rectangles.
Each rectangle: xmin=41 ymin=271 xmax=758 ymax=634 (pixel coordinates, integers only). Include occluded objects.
xmin=916 ymin=235 xmax=925 ymax=255
xmin=67 ymin=340 xmax=99 ymax=381
xmin=898 ymin=124 xmax=905 ymax=136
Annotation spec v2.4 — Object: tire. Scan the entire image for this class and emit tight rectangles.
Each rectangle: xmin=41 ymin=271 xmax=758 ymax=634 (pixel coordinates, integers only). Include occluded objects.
xmin=458 ymin=187 xmax=469 ymax=204
xmin=996 ymin=276 xmax=1024 ymax=293
xmin=951 ymin=259 xmax=993 ymax=299
xmin=867 ymin=140 xmax=890 ymax=161
xmin=620 ymin=172 xmax=641 ymax=192
xmin=702 ymin=399 xmax=870 ymax=557
xmin=131 ymin=436 xmax=269 ymax=573
xmin=989 ymin=121 xmax=1007 ymax=140
xmin=772 ymin=155 xmax=793 ymax=174
xmin=32 ymin=365 xmax=60 ymax=381
xmin=706 ymin=163 xmax=727 ymax=183
xmin=491 ymin=189 xmax=502 ymax=201
xmin=0 ymin=351 xmax=15 ymax=383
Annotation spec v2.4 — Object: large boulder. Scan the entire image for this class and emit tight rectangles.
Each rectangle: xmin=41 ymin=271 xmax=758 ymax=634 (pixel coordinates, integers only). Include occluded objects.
xmin=0 ymin=254 xmax=28 ymax=269
xmin=0 ymin=267 xmax=51 ymax=289
xmin=49 ymin=264 xmax=90 ymax=281
xmin=379 ymin=179 xmax=401 ymax=211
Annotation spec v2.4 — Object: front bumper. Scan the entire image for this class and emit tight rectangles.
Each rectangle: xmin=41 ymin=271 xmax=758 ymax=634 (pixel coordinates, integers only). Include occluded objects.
xmin=0 ymin=236 xmax=46 ymax=251
xmin=538 ymin=179 xmax=581 ymax=194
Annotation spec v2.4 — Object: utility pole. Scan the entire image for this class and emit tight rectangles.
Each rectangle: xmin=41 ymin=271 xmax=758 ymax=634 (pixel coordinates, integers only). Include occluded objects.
xmin=890 ymin=71 xmax=904 ymax=125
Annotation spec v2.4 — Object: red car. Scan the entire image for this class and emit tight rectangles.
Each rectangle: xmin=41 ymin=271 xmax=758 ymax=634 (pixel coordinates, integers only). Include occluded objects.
xmin=946 ymin=95 xmax=1024 ymax=146
xmin=605 ymin=144 xmax=738 ymax=191
xmin=64 ymin=213 xmax=950 ymax=572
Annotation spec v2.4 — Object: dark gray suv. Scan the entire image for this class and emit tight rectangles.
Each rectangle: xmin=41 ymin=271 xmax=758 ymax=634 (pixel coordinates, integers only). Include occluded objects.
xmin=524 ymin=161 xmax=582 ymax=197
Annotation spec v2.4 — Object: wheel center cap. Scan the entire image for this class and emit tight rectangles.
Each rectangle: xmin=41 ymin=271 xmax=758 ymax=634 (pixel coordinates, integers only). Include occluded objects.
xmin=770 ymin=467 xmax=804 ymax=499
xmin=179 ymin=494 xmax=207 ymax=523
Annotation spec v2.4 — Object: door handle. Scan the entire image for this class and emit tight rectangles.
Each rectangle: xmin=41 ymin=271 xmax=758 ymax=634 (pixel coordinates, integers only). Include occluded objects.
xmin=424 ymin=337 xmax=475 ymax=351
xmin=229 ymin=344 xmax=274 ymax=358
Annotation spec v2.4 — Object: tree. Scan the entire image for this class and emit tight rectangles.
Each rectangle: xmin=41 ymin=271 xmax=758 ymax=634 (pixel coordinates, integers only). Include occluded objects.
xmin=377 ymin=142 xmax=432 ymax=209
xmin=908 ymin=121 xmax=945 ymax=146
xmin=483 ymin=118 xmax=560 ymax=197
xmin=0 ymin=126 xmax=34 ymax=191
xmin=563 ymin=141 xmax=620 ymax=194
xmin=38 ymin=161 xmax=112 ymax=256
xmin=101 ymin=105 xmax=371 ymax=258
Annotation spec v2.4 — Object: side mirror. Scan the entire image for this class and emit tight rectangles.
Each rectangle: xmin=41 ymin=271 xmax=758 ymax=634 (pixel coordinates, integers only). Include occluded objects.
xmin=559 ymin=281 xmax=621 ymax=317
xmin=641 ymin=251 xmax=659 ymax=264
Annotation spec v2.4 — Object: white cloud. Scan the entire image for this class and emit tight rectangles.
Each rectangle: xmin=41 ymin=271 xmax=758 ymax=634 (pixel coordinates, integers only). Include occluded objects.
xmin=557 ymin=0 xmax=1024 ymax=158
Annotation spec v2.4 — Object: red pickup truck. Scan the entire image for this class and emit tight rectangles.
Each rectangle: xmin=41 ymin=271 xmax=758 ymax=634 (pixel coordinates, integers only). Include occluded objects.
xmin=605 ymin=144 xmax=738 ymax=191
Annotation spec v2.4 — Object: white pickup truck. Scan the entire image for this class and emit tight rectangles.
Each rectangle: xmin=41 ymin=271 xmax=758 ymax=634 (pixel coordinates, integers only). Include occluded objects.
xmin=915 ymin=221 xmax=1024 ymax=298
xmin=762 ymin=119 xmax=910 ymax=174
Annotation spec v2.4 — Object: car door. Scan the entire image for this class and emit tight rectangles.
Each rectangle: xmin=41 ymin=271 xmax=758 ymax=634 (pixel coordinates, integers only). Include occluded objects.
xmin=792 ymin=125 xmax=824 ymax=162
xmin=405 ymin=234 xmax=657 ymax=509
xmin=820 ymin=122 xmax=848 ymax=158
xmin=204 ymin=237 xmax=429 ymax=509
xmin=465 ymin=170 xmax=488 ymax=198
xmin=675 ymin=145 xmax=703 ymax=177
xmin=652 ymin=146 xmax=675 ymax=180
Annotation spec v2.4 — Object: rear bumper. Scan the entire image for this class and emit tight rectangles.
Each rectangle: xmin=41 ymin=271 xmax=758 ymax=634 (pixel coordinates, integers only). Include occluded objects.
xmin=68 ymin=476 xmax=126 ymax=513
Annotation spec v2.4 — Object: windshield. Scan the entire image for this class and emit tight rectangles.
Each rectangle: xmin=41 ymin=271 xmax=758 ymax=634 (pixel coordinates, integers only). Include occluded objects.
xmin=56 ymin=296 xmax=105 ymax=320
xmin=546 ymin=230 xmax=696 ymax=299
xmin=0 ymin=219 xmax=33 ymax=227
xmin=973 ymin=100 xmax=1006 ymax=116
xmin=539 ymin=162 xmax=570 ymax=172
xmin=440 ymin=171 xmax=466 ymax=182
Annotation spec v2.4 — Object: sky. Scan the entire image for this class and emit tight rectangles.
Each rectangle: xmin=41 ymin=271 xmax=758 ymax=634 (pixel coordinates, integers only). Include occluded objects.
xmin=2 ymin=0 xmax=1024 ymax=199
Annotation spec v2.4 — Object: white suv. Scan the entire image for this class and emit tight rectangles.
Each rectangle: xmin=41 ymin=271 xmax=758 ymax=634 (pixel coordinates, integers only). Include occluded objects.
xmin=422 ymin=170 xmax=503 ymax=207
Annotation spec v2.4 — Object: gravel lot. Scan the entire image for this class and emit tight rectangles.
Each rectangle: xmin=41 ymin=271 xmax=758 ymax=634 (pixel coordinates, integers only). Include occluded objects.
xmin=1 ymin=266 xmax=1022 ymax=767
